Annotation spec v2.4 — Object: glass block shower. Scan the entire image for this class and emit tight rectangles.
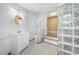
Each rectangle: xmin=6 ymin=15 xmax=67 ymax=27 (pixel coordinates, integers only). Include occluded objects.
xmin=58 ymin=3 xmax=79 ymax=55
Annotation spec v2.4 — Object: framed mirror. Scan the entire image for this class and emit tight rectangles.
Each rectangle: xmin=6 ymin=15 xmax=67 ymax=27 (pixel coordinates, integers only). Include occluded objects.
xmin=15 ymin=15 xmax=22 ymax=25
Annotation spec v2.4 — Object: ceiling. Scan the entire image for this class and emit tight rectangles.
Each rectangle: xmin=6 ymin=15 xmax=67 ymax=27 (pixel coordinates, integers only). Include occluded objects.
xmin=17 ymin=3 xmax=63 ymax=13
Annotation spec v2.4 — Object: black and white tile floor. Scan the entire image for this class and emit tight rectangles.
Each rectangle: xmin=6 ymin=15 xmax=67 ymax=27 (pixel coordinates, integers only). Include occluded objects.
xmin=21 ymin=40 xmax=58 ymax=55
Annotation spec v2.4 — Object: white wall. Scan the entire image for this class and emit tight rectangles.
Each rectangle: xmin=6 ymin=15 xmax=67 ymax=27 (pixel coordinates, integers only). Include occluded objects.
xmin=0 ymin=4 xmax=29 ymax=38
xmin=48 ymin=10 xmax=57 ymax=17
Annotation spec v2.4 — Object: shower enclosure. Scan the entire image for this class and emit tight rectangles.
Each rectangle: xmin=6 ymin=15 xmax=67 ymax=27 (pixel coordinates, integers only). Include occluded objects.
xmin=58 ymin=3 xmax=79 ymax=55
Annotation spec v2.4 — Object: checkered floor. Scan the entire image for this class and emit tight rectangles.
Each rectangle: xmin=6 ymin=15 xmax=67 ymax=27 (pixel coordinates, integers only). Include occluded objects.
xmin=21 ymin=40 xmax=58 ymax=55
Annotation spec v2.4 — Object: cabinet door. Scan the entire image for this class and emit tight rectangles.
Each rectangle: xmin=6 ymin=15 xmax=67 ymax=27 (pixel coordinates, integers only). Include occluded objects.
xmin=18 ymin=34 xmax=29 ymax=53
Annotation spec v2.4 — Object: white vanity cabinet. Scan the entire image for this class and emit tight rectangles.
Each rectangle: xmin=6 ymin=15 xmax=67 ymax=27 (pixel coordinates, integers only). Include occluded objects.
xmin=10 ymin=32 xmax=29 ymax=55
xmin=0 ymin=37 xmax=10 ymax=55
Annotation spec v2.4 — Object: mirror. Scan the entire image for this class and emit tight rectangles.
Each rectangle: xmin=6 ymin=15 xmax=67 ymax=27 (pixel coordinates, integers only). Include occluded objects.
xmin=15 ymin=15 xmax=22 ymax=25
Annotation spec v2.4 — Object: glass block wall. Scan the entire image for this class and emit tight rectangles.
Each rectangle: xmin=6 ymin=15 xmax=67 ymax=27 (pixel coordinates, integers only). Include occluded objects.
xmin=58 ymin=3 xmax=79 ymax=55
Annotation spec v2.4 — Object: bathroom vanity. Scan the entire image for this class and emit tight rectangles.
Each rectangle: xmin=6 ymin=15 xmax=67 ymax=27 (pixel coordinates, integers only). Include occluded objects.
xmin=10 ymin=32 xmax=29 ymax=55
